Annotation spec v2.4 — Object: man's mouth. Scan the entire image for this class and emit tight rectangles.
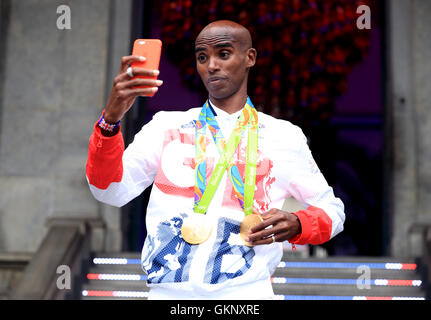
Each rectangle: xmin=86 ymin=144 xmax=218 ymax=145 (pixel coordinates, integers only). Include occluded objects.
xmin=207 ymin=76 xmax=227 ymax=84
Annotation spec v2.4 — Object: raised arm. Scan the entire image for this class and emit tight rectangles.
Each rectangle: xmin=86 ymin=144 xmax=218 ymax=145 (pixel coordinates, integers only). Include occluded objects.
xmin=85 ymin=55 xmax=164 ymax=206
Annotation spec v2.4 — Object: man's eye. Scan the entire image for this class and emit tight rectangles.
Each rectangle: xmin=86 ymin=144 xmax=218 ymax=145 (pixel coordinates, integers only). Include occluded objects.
xmin=197 ymin=55 xmax=207 ymax=63
xmin=220 ymin=51 xmax=230 ymax=59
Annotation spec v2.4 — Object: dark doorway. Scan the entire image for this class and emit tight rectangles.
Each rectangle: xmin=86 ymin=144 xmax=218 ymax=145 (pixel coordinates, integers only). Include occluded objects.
xmin=124 ymin=0 xmax=386 ymax=256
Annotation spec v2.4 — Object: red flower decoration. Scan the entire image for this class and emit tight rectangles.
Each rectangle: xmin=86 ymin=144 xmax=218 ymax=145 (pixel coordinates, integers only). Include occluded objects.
xmin=158 ymin=0 xmax=372 ymax=126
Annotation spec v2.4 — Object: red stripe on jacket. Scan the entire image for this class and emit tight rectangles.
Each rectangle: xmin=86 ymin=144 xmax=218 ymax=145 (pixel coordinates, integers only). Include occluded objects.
xmin=86 ymin=123 xmax=124 ymax=190
xmin=289 ymin=205 xmax=332 ymax=245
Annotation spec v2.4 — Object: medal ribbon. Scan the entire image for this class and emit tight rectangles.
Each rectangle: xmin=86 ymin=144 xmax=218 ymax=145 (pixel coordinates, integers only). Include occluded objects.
xmin=194 ymin=97 xmax=258 ymax=216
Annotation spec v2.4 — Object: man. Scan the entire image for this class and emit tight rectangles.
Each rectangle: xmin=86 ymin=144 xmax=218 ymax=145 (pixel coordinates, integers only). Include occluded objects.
xmin=86 ymin=20 xmax=345 ymax=299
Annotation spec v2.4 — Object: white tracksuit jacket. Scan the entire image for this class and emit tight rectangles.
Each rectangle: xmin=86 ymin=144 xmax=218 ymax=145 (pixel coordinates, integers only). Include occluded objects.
xmin=86 ymin=104 xmax=345 ymax=299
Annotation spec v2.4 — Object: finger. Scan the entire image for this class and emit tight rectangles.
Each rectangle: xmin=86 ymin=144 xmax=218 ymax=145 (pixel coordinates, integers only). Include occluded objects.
xmin=120 ymin=55 xmax=146 ymax=71
xmin=250 ymin=214 xmax=280 ymax=233
xmin=114 ymin=69 xmax=160 ymax=86
xmin=119 ymin=87 xmax=159 ymax=98
xmin=253 ymin=230 xmax=293 ymax=246
xmin=260 ymin=208 xmax=279 ymax=219
xmin=260 ymin=209 xmax=281 ymax=223
xmin=116 ymin=78 xmax=163 ymax=91
xmin=249 ymin=235 xmax=274 ymax=246
xmin=132 ymin=67 xmax=160 ymax=77
xmin=247 ymin=222 xmax=287 ymax=242
xmin=247 ymin=229 xmax=272 ymax=243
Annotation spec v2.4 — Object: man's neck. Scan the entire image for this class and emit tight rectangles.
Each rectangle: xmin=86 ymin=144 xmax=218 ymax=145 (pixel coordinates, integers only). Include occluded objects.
xmin=209 ymin=93 xmax=247 ymax=115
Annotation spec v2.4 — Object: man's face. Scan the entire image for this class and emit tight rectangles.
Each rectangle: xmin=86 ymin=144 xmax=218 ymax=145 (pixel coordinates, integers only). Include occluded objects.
xmin=195 ymin=27 xmax=254 ymax=100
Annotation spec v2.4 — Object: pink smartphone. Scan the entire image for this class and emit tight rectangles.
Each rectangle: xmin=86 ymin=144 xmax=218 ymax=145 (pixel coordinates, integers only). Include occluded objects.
xmin=131 ymin=39 xmax=162 ymax=97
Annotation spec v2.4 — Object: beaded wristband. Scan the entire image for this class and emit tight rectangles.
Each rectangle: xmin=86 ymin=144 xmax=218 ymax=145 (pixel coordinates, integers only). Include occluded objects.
xmin=98 ymin=111 xmax=120 ymax=132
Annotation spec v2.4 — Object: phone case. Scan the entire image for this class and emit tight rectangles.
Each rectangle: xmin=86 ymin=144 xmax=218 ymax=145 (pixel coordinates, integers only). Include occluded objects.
xmin=131 ymin=39 xmax=162 ymax=97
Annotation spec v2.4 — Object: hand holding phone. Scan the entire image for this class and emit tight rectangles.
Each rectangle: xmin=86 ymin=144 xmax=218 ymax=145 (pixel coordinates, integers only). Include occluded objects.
xmin=102 ymin=39 xmax=163 ymax=130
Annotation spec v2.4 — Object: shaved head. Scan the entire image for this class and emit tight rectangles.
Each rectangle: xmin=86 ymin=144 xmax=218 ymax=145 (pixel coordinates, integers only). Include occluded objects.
xmin=195 ymin=20 xmax=252 ymax=52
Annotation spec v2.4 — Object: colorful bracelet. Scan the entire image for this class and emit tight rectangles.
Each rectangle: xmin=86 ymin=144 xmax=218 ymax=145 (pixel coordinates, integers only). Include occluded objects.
xmin=98 ymin=112 xmax=120 ymax=132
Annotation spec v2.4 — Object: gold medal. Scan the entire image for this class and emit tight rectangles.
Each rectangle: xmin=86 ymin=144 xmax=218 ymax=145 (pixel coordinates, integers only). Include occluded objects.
xmin=181 ymin=214 xmax=213 ymax=245
xmin=240 ymin=213 xmax=263 ymax=247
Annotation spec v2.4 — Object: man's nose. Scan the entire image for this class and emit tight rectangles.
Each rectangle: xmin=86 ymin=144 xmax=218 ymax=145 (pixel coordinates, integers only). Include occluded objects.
xmin=207 ymin=57 xmax=220 ymax=73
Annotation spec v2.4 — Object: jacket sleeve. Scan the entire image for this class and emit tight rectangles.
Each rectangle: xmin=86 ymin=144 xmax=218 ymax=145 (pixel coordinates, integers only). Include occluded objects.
xmin=285 ymin=128 xmax=345 ymax=245
xmin=86 ymin=112 xmax=164 ymax=207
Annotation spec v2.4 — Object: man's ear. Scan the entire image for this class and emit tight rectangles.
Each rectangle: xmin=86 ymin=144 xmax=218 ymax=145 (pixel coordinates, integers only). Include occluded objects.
xmin=246 ymin=48 xmax=257 ymax=68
